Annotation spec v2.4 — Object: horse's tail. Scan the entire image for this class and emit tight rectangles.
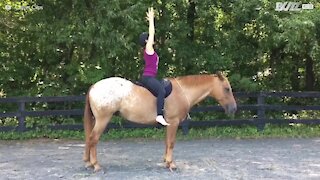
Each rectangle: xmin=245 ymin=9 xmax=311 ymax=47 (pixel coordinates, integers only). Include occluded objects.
xmin=83 ymin=88 xmax=94 ymax=145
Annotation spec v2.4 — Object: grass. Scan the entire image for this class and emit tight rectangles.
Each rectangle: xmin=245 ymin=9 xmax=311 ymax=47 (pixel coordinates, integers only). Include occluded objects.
xmin=0 ymin=124 xmax=320 ymax=141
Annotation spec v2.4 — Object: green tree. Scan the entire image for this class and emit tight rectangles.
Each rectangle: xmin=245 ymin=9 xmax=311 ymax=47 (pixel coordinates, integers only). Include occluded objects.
xmin=0 ymin=0 xmax=319 ymax=97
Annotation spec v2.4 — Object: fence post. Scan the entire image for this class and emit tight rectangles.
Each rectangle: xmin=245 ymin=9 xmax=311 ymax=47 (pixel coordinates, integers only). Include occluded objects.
xmin=257 ymin=92 xmax=266 ymax=131
xmin=17 ymin=100 xmax=26 ymax=132
xmin=181 ymin=114 xmax=191 ymax=135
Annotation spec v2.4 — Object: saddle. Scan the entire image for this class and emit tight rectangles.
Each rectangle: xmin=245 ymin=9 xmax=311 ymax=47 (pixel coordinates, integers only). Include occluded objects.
xmin=135 ymin=79 xmax=172 ymax=98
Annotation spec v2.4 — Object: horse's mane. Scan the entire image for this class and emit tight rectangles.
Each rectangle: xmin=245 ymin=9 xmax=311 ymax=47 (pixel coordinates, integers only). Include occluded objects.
xmin=175 ymin=73 xmax=225 ymax=86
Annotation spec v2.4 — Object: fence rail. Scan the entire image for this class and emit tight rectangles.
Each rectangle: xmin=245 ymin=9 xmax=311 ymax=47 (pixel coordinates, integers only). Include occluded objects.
xmin=1 ymin=92 xmax=320 ymax=134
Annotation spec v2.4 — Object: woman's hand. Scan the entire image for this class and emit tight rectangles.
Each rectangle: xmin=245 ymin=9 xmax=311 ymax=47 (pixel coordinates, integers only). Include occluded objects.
xmin=145 ymin=7 xmax=154 ymax=22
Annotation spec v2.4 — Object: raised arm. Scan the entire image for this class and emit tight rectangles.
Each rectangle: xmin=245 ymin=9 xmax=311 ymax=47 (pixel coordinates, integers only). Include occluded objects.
xmin=145 ymin=7 xmax=155 ymax=55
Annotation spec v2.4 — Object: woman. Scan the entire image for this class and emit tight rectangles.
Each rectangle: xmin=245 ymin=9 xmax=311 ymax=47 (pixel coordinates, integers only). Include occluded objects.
xmin=139 ymin=7 xmax=170 ymax=126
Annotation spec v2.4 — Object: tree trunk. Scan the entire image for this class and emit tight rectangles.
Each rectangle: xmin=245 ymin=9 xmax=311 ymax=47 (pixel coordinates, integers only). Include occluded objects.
xmin=184 ymin=0 xmax=196 ymax=74
xmin=187 ymin=0 xmax=196 ymax=41
xmin=290 ymin=54 xmax=300 ymax=91
xmin=305 ymin=55 xmax=315 ymax=91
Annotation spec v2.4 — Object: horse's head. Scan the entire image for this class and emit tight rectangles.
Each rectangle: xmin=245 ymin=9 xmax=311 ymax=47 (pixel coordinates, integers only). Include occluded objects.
xmin=209 ymin=72 xmax=237 ymax=115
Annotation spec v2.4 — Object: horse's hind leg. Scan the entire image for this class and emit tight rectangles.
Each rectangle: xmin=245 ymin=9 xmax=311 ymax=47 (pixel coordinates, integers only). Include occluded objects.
xmin=84 ymin=127 xmax=93 ymax=168
xmin=88 ymin=114 xmax=111 ymax=172
xmin=164 ymin=119 xmax=179 ymax=171
xmin=83 ymin=146 xmax=91 ymax=168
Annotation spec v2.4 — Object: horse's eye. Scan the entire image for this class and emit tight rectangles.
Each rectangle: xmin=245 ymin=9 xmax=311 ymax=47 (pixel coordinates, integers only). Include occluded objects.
xmin=225 ymin=88 xmax=230 ymax=93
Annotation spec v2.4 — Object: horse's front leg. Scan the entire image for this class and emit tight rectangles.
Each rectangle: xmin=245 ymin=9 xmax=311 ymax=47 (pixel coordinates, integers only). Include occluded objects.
xmin=164 ymin=119 xmax=179 ymax=171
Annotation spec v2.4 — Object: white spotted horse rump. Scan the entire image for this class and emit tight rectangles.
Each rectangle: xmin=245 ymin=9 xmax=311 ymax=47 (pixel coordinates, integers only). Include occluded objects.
xmin=89 ymin=77 xmax=133 ymax=108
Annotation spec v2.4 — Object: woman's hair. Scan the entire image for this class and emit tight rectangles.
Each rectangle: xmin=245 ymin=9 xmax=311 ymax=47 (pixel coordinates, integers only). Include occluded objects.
xmin=139 ymin=32 xmax=149 ymax=47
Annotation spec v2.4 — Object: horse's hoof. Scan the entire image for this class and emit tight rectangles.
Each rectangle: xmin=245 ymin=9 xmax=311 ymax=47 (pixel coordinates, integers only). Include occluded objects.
xmin=85 ymin=161 xmax=93 ymax=169
xmin=166 ymin=161 xmax=177 ymax=172
xmin=93 ymin=164 xmax=102 ymax=172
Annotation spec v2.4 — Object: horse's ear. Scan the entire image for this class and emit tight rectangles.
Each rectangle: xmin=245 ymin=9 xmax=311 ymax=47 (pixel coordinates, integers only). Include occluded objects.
xmin=216 ymin=71 xmax=225 ymax=81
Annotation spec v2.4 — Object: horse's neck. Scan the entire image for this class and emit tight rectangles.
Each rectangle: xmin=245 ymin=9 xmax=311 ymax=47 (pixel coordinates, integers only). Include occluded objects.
xmin=177 ymin=75 xmax=214 ymax=107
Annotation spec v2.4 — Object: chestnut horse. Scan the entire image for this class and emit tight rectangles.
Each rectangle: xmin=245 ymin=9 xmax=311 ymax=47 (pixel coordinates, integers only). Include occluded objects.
xmin=83 ymin=72 xmax=237 ymax=172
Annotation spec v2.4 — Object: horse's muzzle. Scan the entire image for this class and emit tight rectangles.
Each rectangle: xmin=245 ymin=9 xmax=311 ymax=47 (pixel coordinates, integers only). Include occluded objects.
xmin=225 ymin=103 xmax=237 ymax=115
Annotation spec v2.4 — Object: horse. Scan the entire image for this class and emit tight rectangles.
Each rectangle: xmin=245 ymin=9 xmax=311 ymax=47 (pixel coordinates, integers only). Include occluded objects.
xmin=83 ymin=72 xmax=237 ymax=172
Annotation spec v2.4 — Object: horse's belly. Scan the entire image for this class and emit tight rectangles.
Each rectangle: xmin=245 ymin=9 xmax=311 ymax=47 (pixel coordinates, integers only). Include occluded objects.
xmin=119 ymin=87 xmax=158 ymax=124
xmin=119 ymin=104 xmax=157 ymax=124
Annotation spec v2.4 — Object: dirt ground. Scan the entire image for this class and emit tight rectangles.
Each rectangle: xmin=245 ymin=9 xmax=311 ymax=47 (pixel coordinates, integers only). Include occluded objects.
xmin=0 ymin=138 xmax=320 ymax=180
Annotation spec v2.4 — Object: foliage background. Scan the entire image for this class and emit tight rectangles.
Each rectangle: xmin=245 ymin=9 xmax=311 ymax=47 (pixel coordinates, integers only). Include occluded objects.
xmin=1 ymin=0 xmax=319 ymax=98
xmin=0 ymin=0 xmax=320 ymax=129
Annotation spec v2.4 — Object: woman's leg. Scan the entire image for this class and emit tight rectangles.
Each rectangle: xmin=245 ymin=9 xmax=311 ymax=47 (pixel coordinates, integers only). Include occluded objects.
xmin=141 ymin=76 xmax=169 ymax=125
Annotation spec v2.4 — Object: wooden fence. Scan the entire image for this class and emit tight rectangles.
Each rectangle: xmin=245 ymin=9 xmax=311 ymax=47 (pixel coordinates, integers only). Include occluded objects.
xmin=1 ymin=92 xmax=320 ymax=134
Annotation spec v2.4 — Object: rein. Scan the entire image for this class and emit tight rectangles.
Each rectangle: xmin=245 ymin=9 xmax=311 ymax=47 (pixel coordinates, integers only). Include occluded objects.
xmin=174 ymin=78 xmax=191 ymax=111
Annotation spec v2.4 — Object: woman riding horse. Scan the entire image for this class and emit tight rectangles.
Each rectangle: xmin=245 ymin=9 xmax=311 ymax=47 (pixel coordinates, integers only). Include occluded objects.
xmin=82 ymin=7 xmax=237 ymax=173
xmin=139 ymin=7 xmax=170 ymax=126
